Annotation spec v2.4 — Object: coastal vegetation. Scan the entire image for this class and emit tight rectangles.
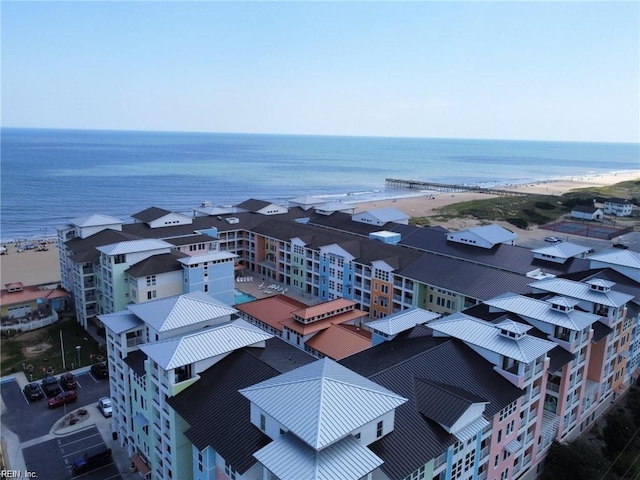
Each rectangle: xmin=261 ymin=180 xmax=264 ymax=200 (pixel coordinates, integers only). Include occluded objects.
xmin=0 ymin=317 xmax=105 ymax=378
xmin=412 ymin=179 xmax=640 ymax=229
xmin=541 ymin=385 xmax=640 ymax=480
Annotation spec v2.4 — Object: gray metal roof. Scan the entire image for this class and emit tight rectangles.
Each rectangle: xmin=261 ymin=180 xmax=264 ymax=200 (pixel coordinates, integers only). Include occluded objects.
xmin=449 ymin=224 xmax=518 ymax=246
xmin=139 ymin=319 xmax=272 ymax=370
xmin=70 ymin=213 xmax=123 ymax=227
xmin=529 ymin=277 xmax=634 ymax=308
xmin=239 ymin=358 xmax=407 ymax=450
xmin=496 ymin=319 xmax=532 ymax=335
xmin=253 ymin=433 xmax=383 ymax=480
xmin=429 ymin=312 xmax=557 ymax=363
xmin=353 ymin=208 xmax=409 ymax=223
xmin=414 ymin=378 xmax=487 ymax=429
xmin=126 ymin=291 xmax=237 ymax=332
xmin=98 ymin=311 xmax=143 ymax=334
xmin=485 ymin=292 xmax=600 ymax=331
xmin=177 ymin=251 xmax=237 ymax=265
xmin=97 ymin=238 xmax=173 ymax=256
xmin=588 ymin=249 xmax=640 ymax=271
xmin=532 ymin=242 xmax=591 ymax=259
xmin=366 ymin=307 xmax=440 ymax=336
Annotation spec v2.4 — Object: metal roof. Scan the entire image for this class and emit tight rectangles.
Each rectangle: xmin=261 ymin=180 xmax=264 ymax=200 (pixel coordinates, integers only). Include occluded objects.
xmin=353 ymin=208 xmax=409 ymax=223
xmin=532 ymin=242 xmax=591 ymax=259
xmin=529 ymin=277 xmax=634 ymax=308
xmin=131 ymin=207 xmax=173 ymax=222
xmin=97 ymin=238 xmax=173 ymax=256
xmin=125 ymin=251 xmax=188 ymax=277
xmin=496 ymin=319 xmax=532 ymax=335
xmin=140 ymin=319 xmax=272 ymax=369
xmin=588 ymin=249 xmax=640 ymax=271
xmin=449 ymin=224 xmax=518 ymax=246
xmin=239 ymin=358 xmax=407 ymax=450
xmin=126 ymin=291 xmax=237 ymax=332
xmin=366 ymin=307 xmax=440 ymax=336
xmin=98 ymin=311 xmax=143 ymax=334
xmin=70 ymin=213 xmax=123 ymax=227
xmin=453 ymin=417 xmax=490 ymax=443
xmin=177 ymin=251 xmax=237 ymax=265
xmin=429 ymin=312 xmax=557 ymax=363
xmin=253 ymin=433 xmax=383 ymax=480
xmin=414 ymin=378 xmax=487 ymax=429
xmin=485 ymin=292 xmax=600 ymax=331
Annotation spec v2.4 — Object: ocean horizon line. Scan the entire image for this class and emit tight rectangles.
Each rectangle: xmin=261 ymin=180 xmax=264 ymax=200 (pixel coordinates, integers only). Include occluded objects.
xmin=2 ymin=126 xmax=638 ymax=147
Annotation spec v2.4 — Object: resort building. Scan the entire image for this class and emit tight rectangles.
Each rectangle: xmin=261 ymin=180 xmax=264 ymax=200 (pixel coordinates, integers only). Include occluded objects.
xmin=99 ymin=291 xmax=269 ymax=480
xmin=603 ymin=197 xmax=634 ymax=217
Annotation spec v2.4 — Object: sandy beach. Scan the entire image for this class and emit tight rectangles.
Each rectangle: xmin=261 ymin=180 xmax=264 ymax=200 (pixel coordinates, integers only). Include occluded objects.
xmin=1 ymin=171 xmax=637 ymax=289
xmin=351 ymin=171 xmax=640 ymax=221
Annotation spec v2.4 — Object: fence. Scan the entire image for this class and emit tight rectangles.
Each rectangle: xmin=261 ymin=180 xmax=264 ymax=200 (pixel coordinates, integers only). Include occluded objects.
xmin=0 ymin=311 xmax=60 ymax=333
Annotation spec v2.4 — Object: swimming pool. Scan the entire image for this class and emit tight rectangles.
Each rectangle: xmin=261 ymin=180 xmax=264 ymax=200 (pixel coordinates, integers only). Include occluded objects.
xmin=234 ymin=289 xmax=256 ymax=305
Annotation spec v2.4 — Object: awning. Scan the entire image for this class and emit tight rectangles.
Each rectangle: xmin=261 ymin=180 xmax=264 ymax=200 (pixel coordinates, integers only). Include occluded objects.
xmin=133 ymin=412 xmax=149 ymax=428
xmin=504 ymin=439 xmax=522 ymax=454
xmin=130 ymin=452 xmax=151 ymax=475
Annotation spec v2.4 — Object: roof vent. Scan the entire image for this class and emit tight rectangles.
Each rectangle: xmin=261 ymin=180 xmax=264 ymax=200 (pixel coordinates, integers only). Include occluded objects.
xmin=225 ymin=217 xmax=240 ymax=224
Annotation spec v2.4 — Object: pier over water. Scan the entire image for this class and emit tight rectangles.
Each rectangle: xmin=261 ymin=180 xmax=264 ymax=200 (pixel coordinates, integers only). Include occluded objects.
xmin=385 ymin=178 xmax=536 ymax=197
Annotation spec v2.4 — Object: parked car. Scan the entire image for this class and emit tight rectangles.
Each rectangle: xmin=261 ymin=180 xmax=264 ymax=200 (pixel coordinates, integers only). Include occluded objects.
xmin=41 ymin=376 xmax=62 ymax=398
xmin=72 ymin=445 xmax=112 ymax=474
xmin=23 ymin=383 xmax=44 ymax=401
xmin=544 ymin=236 xmax=561 ymax=243
xmin=613 ymin=243 xmax=629 ymax=249
xmin=97 ymin=397 xmax=112 ymax=417
xmin=60 ymin=372 xmax=77 ymax=390
xmin=47 ymin=390 xmax=78 ymax=408
xmin=91 ymin=362 xmax=108 ymax=379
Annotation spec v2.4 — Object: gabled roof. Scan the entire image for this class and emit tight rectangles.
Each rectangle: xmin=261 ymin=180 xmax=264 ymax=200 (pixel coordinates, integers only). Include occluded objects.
xmin=429 ymin=312 xmax=557 ymax=362
xmin=125 ymin=251 xmax=188 ymax=277
xmin=572 ymin=205 xmax=601 ymax=214
xmin=126 ymin=291 xmax=237 ymax=332
xmin=239 ymin=358 xmax=407 ymax=450
xmin=529 ymin=277 xmax=634 ymax=307
xmin=485 ymin=292 xmax=600 ymax=331
xmin=177 ymin=251 xmax=237 ymax=265
xmin=236 ymin=295 xmax=308 ymax=333
xmin=253 ymin=433 xmax=383 ymax=480
xmin=345 ymin=340 xmax=522 ymax=479
xmin=532 ymin=242 xmax=591 ymax=259
xmin=288 ymin=195 xmax=327 ymax=206
xmin=448 ymin=224 xmax=517 ymax=247
xmin=414 ymin=378 xmax=487 ymax=429
xmin=65 ymin=229 xmax=142 ymax=263
xmin=139 ymin=319 xmax=272 ymax=369
xmin=70 ymin=213 xmax=123 ymax=228
xmin=353 ymin=208 xmax=409 ymax=223
xmin=0 ymin=285 xmax=69 ymax=307
xmin=97 ymin=238 xmax=172 ymax=256
xmin=131 ymin=207 xmax=173 ymax=223
xmin=604 ymin=197 xmax=632 ymax=204
xmin=366 ymin=307 xmax=440 ymax=336
xmin=292 ymin=298 xmax=356 ymax=321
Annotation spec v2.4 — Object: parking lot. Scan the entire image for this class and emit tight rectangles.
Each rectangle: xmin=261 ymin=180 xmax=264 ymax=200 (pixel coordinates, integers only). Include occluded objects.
xmin=23 ymin=426 xmax=120 ymax=480
xmin=0 ymin=369 xmax=129 ymax=479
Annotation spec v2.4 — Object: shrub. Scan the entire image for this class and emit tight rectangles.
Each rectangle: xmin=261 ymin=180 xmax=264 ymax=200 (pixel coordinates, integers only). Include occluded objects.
xmin=534 ymin=201 xmax=555 ymax=210
xmin=507 ymin=218 xmax=528 ymax=229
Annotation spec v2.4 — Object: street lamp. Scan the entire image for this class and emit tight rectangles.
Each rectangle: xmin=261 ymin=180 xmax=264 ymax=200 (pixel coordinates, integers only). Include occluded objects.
xmin=76 ymin=346 xmax=81 ymax=368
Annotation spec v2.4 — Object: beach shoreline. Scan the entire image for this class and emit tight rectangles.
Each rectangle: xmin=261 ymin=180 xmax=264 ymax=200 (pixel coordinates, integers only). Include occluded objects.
xmin=1 ymin=170 xmax=637 ymax=289
xmin=348 ymin=170 xmax=640 ymax=217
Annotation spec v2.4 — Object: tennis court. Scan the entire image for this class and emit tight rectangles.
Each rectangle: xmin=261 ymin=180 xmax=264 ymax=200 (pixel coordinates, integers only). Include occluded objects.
xmin=541 ymin=220 xmax=629 ymax=240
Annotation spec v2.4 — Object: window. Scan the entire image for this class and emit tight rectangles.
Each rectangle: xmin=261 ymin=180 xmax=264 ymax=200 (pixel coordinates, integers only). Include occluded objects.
xmin=146 ymin=275 xmax=156 ymax=286
xmin=501 ymin=468 xmax=509 ymax=480
xmin=260 ymin=414 xmax=266 ymax=431
xmin=147 ymin=290 xmax=157 ymax=300
xmin=376 ymin=420 xmax=383 ymax=437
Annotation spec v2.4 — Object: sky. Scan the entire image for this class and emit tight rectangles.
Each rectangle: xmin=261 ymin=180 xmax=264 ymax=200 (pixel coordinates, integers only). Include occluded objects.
xmin=2 ymin=1 xmax=639 ymax=143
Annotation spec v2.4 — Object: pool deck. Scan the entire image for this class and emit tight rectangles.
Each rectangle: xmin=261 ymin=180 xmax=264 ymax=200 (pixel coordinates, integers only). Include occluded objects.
xmin=234 ymin=275 xmax=321 ymax=306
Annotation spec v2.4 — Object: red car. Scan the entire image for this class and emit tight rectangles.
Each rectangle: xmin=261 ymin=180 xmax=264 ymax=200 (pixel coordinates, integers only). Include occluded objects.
xmin=48 ymin=390 xmax=78 ymax=408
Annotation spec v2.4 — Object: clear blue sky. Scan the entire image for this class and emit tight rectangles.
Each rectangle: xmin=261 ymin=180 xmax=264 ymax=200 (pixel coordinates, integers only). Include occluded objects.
xmin=2 ymin=1 xmax=638 ymax=142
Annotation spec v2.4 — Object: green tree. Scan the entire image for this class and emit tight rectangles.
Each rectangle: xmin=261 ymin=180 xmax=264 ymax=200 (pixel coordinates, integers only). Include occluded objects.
xmin=542 ymin=440 xmax=609 ymax=480
xmin=602 ymin=411 xmax=637 ymax=459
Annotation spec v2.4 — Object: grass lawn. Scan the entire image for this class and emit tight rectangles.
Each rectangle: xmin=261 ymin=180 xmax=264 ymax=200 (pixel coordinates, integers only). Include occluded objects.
xmin=0 ymin=316 xmax=106 ymax=379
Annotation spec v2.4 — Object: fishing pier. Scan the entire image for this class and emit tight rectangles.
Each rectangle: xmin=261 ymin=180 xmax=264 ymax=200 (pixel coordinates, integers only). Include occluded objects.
xmin=385 ymin=178 xmax=533 ymax=197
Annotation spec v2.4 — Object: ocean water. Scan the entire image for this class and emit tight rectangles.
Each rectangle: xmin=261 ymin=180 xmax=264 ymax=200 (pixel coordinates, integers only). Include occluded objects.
xmin=1 ymin=128 xmax=638 ymax=242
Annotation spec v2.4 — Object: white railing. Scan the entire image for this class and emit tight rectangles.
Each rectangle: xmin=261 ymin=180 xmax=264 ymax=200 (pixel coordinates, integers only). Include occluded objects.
xmin=0 ymin=311 xmax=59 ymax=332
